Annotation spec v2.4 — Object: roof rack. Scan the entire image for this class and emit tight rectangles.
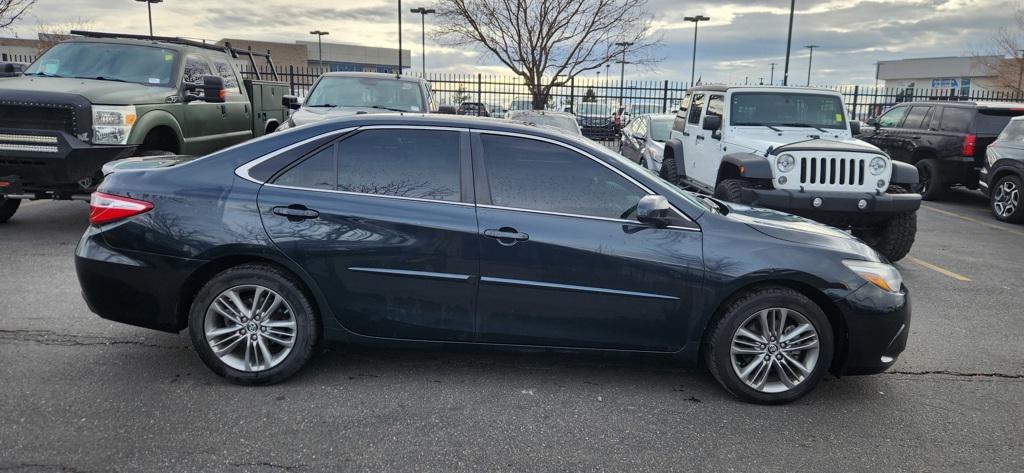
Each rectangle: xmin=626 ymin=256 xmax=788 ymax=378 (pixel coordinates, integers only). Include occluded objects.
xmin=68 ymin=30 xmax=280 ymax=81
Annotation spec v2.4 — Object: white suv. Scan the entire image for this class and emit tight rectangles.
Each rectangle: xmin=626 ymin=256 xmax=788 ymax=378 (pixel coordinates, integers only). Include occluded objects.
xmin=660 ymin=86 xmax=922 ymax=261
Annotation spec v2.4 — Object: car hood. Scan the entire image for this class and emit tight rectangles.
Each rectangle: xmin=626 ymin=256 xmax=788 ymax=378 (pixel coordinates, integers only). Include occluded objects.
xmin=0 ymin=76 xmax=174 ymax=105
xmin=723 ymin=128 xmax=874 ymax=156
xmin=721 ymin=201 xmax=880 ymax=259
xmin=290 ymin=106 xmax=407 ymax=126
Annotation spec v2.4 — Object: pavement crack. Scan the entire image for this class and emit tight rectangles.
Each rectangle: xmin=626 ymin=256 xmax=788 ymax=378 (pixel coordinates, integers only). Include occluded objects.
xmin=227 ymin=461 xmax=307 ymax=471
xmin=0 ymin=329 xmax=184 ymax=350
xmin=887 ymin=369 xmax=1024 ymax=379
xmin=0 ymin=463 xmax=92 ymax=472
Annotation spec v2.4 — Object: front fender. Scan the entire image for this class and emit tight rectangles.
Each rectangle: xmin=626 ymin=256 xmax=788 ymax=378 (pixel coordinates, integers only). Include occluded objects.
xmin=722 ymin=152 xmax=773 ymax=179
xmin=129 ymin=109 xmax=184 ymax=150
xmin=890 ymin=160 xmax=919 ymax=186
xmin=664 ymin=138 xmax=686 ymax=176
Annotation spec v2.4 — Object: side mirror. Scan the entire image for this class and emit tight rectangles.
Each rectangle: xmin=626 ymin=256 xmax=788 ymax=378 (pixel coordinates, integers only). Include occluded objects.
xmin=866 ymin=117 xmax=879 ymax=127
xmin=702 ymin=115 xmax=722 ymax=131
xmin=185 ymin=75 xmax=226 ymax=103
xmin=636 ymin=195 xmax=673 ymax=227
xmin=849 ymin=120 xmax=861 ymax=135
xmin=282 ymin=95 xmax=301 ymax=110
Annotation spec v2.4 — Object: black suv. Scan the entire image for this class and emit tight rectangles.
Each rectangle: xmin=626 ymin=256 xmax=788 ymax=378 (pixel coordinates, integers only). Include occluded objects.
xmin=860 ymin=102 xmax=1024 ymax=200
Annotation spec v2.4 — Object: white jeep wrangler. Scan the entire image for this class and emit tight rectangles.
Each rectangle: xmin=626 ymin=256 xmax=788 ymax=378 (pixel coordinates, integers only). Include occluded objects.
xmin=660 ymin=86 xmax=921 ymax=261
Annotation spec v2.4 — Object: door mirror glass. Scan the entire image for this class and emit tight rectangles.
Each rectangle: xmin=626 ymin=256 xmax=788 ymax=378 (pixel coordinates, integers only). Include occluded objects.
xmin=702 ymin=115 xmax=722 ymax=131
xmin=185 ymin=75 xmax=226 ymax=103
xmin=849 ymin=120 xmax=861 ymax=135
xmin=282 ymin=95 xmax=301 ymax=110
xmin=636 ymin=195 xmax=672 ymax=226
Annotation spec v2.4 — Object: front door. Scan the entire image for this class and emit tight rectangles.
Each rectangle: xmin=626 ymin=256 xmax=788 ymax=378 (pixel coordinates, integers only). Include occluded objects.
xmin=472 ymin=132 xmax=704 ymax=351
xmin=180 ymin=52 xmax=226 ymax=155
xmin=681 ymin=93 xmax=706 ymax=188
xmin=690 ymin=94 xmax=725 ymax=186
xmin=258 ymin=127 xmax=479 ymax=342
xmin=862 ymin=105 xmax=909 ymax=158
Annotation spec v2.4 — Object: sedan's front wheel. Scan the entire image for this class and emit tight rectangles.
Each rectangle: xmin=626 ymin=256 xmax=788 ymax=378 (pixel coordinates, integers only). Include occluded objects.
xmin=706 ymin=286 xmax=834 ymax=404
xmin=189 ymin=264 xmax=320 ymax=385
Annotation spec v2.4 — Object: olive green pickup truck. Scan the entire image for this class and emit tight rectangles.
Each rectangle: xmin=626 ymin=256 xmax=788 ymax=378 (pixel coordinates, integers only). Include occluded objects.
xmin=0 ymin=31 xmax=290 ymax=223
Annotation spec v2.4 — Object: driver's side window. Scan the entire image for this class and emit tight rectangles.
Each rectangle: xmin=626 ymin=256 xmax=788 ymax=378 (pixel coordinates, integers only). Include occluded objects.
xmin=877 ymin=106 xmax=908 ymax=128
xmin=688 ymin=94 xmax=706 ymax=125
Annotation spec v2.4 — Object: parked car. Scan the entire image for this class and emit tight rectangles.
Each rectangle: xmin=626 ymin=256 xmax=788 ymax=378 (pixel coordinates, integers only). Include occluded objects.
xmin=76 ymin=113 xmax=910 ymax=404
xmin=508 ymin=96 xmax=534 ymax=111
xmin=505 ymin=109 xmax=582 ymax=136
xmin=0 ymin=30 xmax=289 ymax=224
xmin=488 ymin=103 xmax=507 ymax=119
xmin=575 ymin=102 xmax=617 ymax=140
xmin=278 ymin=72 xmax=435 ymax=131
xmin=457 ymin=102 xmax=490 ymax=117
xmin=859 ymin=101 xmax=1024 ymax=200
xmin=980 ymin=115 xmax=1024 ymax=223
xmin=619 ymin=113 xmax=673 ymax=170
xmin=620 ymin=103 xmax=664 ymax=127
xmin=0 ymin=61 xmax=27 ymax=77
xmin=660 ymin=86 xmax=921 ymax=262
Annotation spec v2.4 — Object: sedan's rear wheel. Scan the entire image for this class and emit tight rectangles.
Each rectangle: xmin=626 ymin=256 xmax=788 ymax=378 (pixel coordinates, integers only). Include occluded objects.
xmin=189 ymin=264 xmax=319 ymax=385
xmin=706 ymin=286 xmax=834 ymax=404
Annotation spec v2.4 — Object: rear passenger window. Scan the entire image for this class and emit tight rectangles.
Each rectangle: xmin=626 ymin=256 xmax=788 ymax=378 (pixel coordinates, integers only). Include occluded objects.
xmin=337 ymin=129 xmax=461 ymax=202
xmin=939 ymin=107 xmax=973 ymax=133
xmin=688 ymin=94 xmax=706 ymax=124
xmin=481 ymin=134 xmax=646 ymax=220
xmin=274 ymin=145 xmax=335 ymax=191
xmin=183 ymin=53 xmax=213 ymax=84
xmin=211 ymin=57 xmax=241 ymax=93
xmin=901 ymin=106 xmax=931 ymax=129
xmin=706 ymin=95 xmax=724 ymax=119
xmin=673 ymin=94 xmax=692 ymax=131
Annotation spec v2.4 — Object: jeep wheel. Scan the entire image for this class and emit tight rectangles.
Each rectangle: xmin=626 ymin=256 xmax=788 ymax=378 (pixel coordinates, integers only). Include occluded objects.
xmin=714 ymin=178 xmax=747 ymax=202
xmin=854 ymin=186 xmax=917 ymax=262
xmin=990 ymin=174 xmax=1024 ymax=223
xmin=660 ymin=156 xmax=682 ymax=185
xmin=914 ymin=159 xmax=948 ymax=201
xmin=0 ymin=197 xmax=20 ymax=224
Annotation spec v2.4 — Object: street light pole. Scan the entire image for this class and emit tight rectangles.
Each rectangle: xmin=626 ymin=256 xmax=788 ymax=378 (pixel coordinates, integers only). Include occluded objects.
xmin=398 ymin=0 xmax=403 ymax=76
xmin=684 ymin=15 xmax=710 ymax=87
xmin=805 ymin=44 xmax=819 ymax=86
xmin=615 ymin=41 xmax=633 ymax=106
xmin=309 ymin=31 xmax=329 ymax=70
xmin=410 ymin=7 xmax=435 ymax=75
xmin=770 ymin=62 xmax=776 ymax=85
xmin=783 ymin=0 xmax=796 ymax=86
xmin=134 ymin=0 xmax=163 ymax=38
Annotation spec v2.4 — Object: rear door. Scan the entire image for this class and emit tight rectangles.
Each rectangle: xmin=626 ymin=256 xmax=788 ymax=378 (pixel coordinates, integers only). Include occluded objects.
xmin=258 ymin=126 xmax=479 ymax=341
xmin=181 ymin=52 xmax=224 ymax=155
xmin=209 ymin=54 xmax=254 ymax=144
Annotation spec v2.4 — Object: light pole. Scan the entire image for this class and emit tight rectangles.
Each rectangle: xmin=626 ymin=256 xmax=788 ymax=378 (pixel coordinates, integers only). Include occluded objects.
xmin=783 ymin=0 xmax=796 ymax=85
xmin=135 ymin=0 xmax=163 ymax=38
xmin=684 ymin=15 xmax=710 ymax=87
xmin=410 ymin=7 xmax=435 ymax=75
xmin=398 ymin=0 xmax=403 ymax=75
xmin=770 ymin=62 xmax=776 ymax=85
xmin=614 ymin=41 xmax=633 ymax=106
xmin=310 ymin=31 xmax=329 ymax=70
xmin=805 ymin=44 xmax=819 ymax=86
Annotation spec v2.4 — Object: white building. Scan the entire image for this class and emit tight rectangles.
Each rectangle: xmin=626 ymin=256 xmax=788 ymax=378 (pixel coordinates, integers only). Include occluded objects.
xmin=876 ymin=56 xmax=1003 ymax=93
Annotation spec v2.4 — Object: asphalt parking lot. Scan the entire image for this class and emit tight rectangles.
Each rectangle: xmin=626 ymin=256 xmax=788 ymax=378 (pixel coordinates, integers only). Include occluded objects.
xmin=1 ymin=190 xmax=1021 ymax=472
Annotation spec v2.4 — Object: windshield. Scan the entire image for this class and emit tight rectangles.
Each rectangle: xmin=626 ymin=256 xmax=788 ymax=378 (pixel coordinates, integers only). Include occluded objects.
xmin=25 ymin=42 xmax=179 ymax=86
xmin=306 ymin=76 xmax=426 ymax=112
xmin=730 ymin=92 xmax=848 ymax=130
xmin=578 ymin=103 xmax=611 ymax=115
xmin=650 ymin=118 xmax=672 ymax=141
xmin=508 ymin=112 xmax=580 ymax=135
xmin=631 ymin=104 xmax=662 ymax=114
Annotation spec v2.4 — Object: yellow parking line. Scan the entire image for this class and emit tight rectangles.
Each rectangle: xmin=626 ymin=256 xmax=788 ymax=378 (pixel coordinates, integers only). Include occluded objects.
xmin=922 ymin=205 xmax=1024 ymax=238
xmin=908 ymin=256 xmax=972 ymax=282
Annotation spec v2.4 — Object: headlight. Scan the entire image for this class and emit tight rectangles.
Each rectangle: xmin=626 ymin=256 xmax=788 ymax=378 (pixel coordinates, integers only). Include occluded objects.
xmin=842 ymin=260 xmax=903 ymax=293
xmin=869 ymin=156 xmax=887 ymax=176
xmin=776 ymin=154 xmax=796 ymax=173
xmin=91 ymin=105 xmax=137 ymax=145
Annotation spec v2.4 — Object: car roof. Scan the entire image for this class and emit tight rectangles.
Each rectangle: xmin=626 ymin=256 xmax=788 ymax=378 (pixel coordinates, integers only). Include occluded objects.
xmin=320 ymin=71 xmax=426 ymax=84
xmin=687 ymin=85 xmax=839 ymax=94
xmin=63 ymin=37 xmax=190 ymax=51
xmin=294 ymin=113 xmax=595 ymax=145
xmin=506 ymin=110 xmax=575 ymax=118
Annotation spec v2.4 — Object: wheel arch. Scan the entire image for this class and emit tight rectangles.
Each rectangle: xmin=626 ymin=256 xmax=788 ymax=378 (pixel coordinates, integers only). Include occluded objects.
xmin=719 ymin=152 xmax=773 ymax=185
xmin=132 ymin=110 xmax=184 ymax=154
xmin=663 ymin=138 xmax=686 ymax=176
xmin=990 ymin=164 xmax=1024 ymax=186
xmin=697 ymin=278 xmax=849 ymax=375
xmin=909 ymin=146 xmax=937 ymax=164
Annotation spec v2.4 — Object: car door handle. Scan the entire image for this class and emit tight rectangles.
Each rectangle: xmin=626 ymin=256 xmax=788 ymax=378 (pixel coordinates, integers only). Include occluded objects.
xmin=273 ymin=205 xmax=320 ymax=221
xmin=681 ymin=131 xmax=690 ymax=137
xmin=695 ymin=135 xmax=705 ymax=141
xmin=483 ymin=228 xmax=529 ymax=246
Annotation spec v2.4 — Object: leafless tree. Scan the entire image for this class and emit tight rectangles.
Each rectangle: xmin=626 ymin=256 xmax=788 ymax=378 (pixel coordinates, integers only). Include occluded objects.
xmin=435 ymin=0 xmax=659 ymax=109
xmin=971 ymin=3 xmax=1024 ymax=93
xmin=34 ymin=18 xmax=95 ymax=55
xmin=0 ymin=0 xmax=35 ymax=31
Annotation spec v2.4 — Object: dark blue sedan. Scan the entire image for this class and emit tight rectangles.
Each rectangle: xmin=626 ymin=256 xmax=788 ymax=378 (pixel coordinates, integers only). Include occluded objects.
xmin=76 ymin=114 xmax=911 ymax=404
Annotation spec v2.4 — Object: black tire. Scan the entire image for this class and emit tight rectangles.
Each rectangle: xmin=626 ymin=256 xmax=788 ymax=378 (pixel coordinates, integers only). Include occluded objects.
xmin=188 ymin=263 xmax=320 ymax=385
xmin=0 ymin=197 xmax=20 ymax=224
xmin=660 ymin=156 xmax=682 ymax=185
xmin=990 ymin=174 xmax=1024 ymax=223
xmin=914 ymin=158 xmax=948 ymax=201
xmin=853 ymin=185 xmax=917 ymax=262
xmin=714 ymin=178 xmax=747 ymax=202
xmin=639 ymin=156 xmax=648 ymax=170
xmin=705 ymin=286 xmax=834 ymax=404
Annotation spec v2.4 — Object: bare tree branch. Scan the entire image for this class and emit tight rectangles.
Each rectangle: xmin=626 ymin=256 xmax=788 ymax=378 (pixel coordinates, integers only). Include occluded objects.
xmin=435 ymin=0 xmax=660 ymax=109
xmin=0 ymin=0 xmax=36 ymax=31
xmin=973 ymin=2 xmax=1024 ymax=93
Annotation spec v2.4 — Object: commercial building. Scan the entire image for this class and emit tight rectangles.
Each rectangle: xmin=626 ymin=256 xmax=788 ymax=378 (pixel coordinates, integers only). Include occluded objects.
xmin=218 ymin=38 xmax=409 ymax=73
xmin=0 ymin=36 xmax=45 ymax=63
xmin=876 ymin=56 xmax=1004 ymax=93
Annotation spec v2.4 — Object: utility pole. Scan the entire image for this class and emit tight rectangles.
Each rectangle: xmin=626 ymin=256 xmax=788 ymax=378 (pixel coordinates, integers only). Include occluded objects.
xmin=1017 ymin=49 xmax=1024 ymax=92
xmin=684 ymin=15 xmax=710 ymax=86
xmin=135 ymin=0 xmax=163 ymax=38
xmin=397 ymin=0 xmax=403 ymax=75
xmin=615 ymin=42 xmax=634 ymax=106
xmin=783 ymin=0 xmax=796 ymax=86
xmin=410 ymin=7 xmax=435 ymax=75
xmin=310 ymin=31 xmax=329 ymax=69
xmin=805 ymin=44 xmax=819 ymax=86
xmin=770 ymin=62 xmax=776 ymax=85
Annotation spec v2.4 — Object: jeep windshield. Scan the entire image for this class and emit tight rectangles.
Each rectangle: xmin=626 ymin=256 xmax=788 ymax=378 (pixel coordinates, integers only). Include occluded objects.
xmin=730 ymin=92 xmax=847 ymax=130
xmin=578 ymin=103 xmax=611 ymax=116
xmin=24 ymin=42 xmax=179 ymax=86
xmin=305 ymin=77 xmax=425 ymax=112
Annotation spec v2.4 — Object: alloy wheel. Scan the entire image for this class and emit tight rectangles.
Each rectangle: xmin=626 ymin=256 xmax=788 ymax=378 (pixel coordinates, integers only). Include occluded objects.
xmin=730 ymin=308 xmax=820 ymax=393
xmin=992 ymin=179 xmax=1020 ymax=218
xmin=203 ymin=284 xmax=297 ymax=372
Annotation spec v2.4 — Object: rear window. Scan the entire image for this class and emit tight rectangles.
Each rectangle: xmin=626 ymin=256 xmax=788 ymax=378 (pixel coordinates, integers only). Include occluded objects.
xmin=975 ymin=109 xmax=1024 ymax=135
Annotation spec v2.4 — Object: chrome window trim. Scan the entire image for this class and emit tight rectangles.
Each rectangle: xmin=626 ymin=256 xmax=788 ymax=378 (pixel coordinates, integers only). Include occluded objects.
xmin=348 ymin=267 xmax=472 ymax=281
xmin=477 ymin=204 xmax=699 ymax=232
xmin=480 ymin=276 xmax=680 ymax=301
xmin=264 ymin=182 xmax=475 ymax=207
xmin=472 ymin=129 xmax=698 ymax=227
xmin=234 ymin=127 xmax=356 ymax=184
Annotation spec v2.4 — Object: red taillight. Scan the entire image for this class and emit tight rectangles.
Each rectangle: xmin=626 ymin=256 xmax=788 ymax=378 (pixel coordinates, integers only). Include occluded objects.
xmin=962 ymin=133 xmax=976 ymax=157
xmin=89 ymin=192 xmax=153 ymax=225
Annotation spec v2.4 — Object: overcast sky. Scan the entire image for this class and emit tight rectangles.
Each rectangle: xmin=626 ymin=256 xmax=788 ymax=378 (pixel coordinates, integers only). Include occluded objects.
xmin=3 ymin=0 xmax=1018 ymax=85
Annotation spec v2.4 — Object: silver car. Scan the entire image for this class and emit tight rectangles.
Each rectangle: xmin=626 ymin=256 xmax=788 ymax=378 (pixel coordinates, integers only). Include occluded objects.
xmin=619 ymin=113 xmax=674 ymax=172
xmin=278 ymin=72 xmax=434 ymax=131
xmin=505 ymin=110 xmax=583 ymax=137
